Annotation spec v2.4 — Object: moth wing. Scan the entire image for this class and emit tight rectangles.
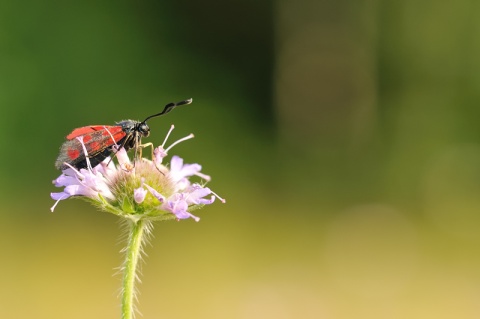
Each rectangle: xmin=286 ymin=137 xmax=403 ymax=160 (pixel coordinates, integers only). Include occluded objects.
xmin=55 ymin=139 xmax=84 ymax=170
xmin=66 ymin=125 xmax=112 ymax=139
xmin=55 ymin=126 xmax=127 ymax=170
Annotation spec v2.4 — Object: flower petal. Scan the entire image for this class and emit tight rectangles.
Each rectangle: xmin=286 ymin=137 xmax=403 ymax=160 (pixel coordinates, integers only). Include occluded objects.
xmin=134 ymin=187 xmax=147 ymax=204
xmin=170 ymin=155 xmax=183 ymax=172
xmin=160 ymin=193 xmax=201 ymax=221
xmin=115 ymin=147 xmax=131 ymax=167
xmin=186 ymin=186 xmax=214 ymax=205
xmin=52 ymin=175 xmax=78 ymax=187
xmin=144 ymin=184 xmax=166 ymax=203
xmin=51 ymin=191 xmax=71 ymax=201
xmin=153 ymin=146 xmax=168 ymax=165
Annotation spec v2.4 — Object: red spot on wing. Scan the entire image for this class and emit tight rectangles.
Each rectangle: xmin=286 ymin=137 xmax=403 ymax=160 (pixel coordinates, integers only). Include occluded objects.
xmin=89 ymin=141 xmax=100 ymax=152
xmin=83 ymin=134 xmax=92 ymax=143
xmin=67 ymin=148 xmax=81 ymax=160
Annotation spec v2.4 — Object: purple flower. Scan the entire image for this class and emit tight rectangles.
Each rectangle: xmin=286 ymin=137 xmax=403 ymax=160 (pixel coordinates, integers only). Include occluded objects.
xmin=134 ymin=186 xmax=148 ymax=204
xmin=51 ymin=126 xmax=224 ymax=221
xmin=50 ymin=162 xmax=116 ymax=212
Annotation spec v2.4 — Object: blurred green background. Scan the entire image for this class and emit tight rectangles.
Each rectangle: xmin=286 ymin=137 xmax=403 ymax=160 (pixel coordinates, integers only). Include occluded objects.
xmin=2 ymin=0 xmax=480 ymax=318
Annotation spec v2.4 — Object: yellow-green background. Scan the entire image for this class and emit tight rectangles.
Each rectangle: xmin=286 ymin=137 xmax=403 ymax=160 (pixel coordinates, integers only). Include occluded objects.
xmin=2 ymin=1 xmax=480 ymax=318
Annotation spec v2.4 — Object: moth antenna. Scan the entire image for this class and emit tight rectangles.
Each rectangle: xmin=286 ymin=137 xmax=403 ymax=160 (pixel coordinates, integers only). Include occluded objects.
xmin=141 ymin=98 xmax=193 ymax=123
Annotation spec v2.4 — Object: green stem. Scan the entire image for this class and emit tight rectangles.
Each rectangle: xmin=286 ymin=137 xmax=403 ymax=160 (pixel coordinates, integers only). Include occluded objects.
xmin=122 ymin=219 xmax=149 ymax=319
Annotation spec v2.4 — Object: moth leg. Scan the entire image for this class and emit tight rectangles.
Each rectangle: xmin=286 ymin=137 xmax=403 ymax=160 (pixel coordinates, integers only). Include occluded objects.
xmin=138 ymin=142 xmax=154 ymax=159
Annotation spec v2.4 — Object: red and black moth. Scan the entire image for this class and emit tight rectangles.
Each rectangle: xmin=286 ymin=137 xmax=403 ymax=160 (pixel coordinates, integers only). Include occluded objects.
xmin=55 ymin=98 xmax=192 ymax=171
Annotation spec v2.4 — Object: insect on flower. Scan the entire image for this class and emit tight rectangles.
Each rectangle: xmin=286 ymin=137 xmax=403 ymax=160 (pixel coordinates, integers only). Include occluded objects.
xmin=55 ymin=98 xmax=192 ymax=170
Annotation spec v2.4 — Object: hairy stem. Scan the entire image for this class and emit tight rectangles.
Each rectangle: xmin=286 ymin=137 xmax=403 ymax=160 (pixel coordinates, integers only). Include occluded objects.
xmin=122 ymin=219 xmax=149 ymax=319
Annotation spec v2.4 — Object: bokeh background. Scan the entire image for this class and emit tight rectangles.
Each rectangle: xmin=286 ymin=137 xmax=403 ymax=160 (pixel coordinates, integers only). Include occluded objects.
xmin=2 ymin=1 xmax=480 ymax=318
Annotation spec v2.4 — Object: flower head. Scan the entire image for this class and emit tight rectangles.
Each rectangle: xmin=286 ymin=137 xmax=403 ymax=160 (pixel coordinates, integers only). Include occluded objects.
xmin=51 ymin=126 xmax=225 ymax=222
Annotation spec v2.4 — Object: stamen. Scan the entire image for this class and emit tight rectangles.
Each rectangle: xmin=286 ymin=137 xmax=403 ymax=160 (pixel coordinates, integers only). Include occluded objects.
xmin=64 ymin=162 xmax=85 ymax=178
xmin=103 ymin=126 xmax=119 ymax=147
xmin=210 ymin=190 xmax=226 ymax=203
xmin=50 ymin=193 xmax=68 ymax=212
xmin=76 ymin=136 xmax=93 ymax=171
xmin=161 ymin=124 xmax=175 ymax=147
xmin=189 ymin=214 xmax=200 ymax=222
xmin=165 ymin=134 xmax=194 ymax=153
